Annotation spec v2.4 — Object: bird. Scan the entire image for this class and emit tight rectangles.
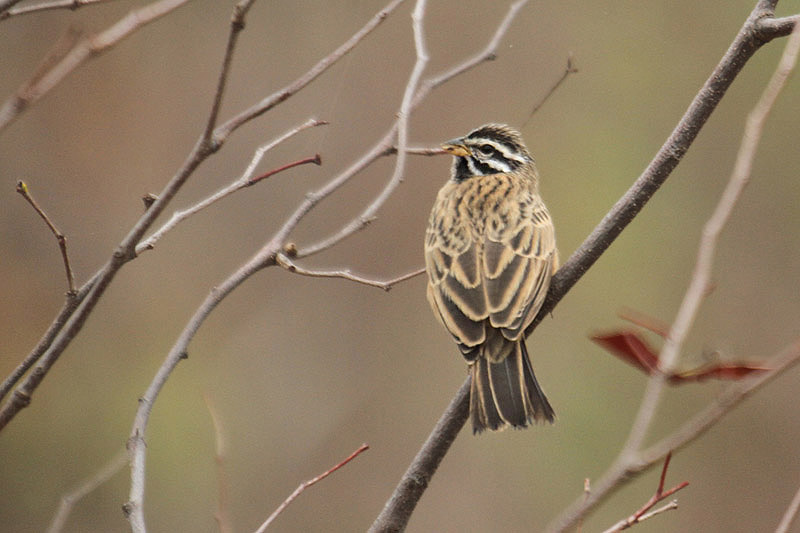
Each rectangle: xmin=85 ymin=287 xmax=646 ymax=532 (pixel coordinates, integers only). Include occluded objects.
xmin=424 ymin=123 xmax=558 ymax=434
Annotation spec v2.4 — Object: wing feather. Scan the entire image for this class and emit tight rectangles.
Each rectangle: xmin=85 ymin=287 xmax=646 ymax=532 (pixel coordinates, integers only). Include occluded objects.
xmin=425 ymin=177 xmax=556 ymax=356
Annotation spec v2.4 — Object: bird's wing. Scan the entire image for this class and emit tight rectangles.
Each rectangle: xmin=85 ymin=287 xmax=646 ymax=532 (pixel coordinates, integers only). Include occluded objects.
xmin=483 ymin=200 xmax=556 ymax=341
xmin=425 ymin=182 xmax=557 ymax=355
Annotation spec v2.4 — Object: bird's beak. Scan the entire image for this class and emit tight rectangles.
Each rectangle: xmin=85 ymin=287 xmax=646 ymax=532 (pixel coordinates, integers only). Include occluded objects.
xmin=441 ymin=139 xmax=471 ymax=157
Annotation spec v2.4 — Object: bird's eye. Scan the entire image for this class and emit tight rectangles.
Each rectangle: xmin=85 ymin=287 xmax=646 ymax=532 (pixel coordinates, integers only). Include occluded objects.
xmin=476 ymin=144 xmax=494 ymax=157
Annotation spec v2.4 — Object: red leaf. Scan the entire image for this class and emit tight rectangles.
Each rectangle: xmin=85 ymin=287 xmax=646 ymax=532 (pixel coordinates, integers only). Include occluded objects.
xmin=669 ymin=363 xmax=770 ymax=383
xmin=591 ymin=331 xmax=660 ymax=375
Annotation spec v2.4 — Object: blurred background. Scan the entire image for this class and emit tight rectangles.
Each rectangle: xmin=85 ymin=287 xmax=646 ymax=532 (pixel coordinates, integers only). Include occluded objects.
xmin=1 ymin=1 xmax=799 ymax=531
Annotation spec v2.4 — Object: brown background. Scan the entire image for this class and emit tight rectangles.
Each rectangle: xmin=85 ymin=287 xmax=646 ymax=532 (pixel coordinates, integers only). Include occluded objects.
xmin=1 ymin=1 xmax=799 ymax=531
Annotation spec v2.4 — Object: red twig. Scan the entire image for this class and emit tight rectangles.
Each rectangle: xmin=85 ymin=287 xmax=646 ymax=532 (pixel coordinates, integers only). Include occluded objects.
xmin=602 ymin=452 xmax=689 ymax=532
xmin=246 ymin=154 xmax=321 ymax=186
xmin=255 ymin=443 xmax=369 ymax=532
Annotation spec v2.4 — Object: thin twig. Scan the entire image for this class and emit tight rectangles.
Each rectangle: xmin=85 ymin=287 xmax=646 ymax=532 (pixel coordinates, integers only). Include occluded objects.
xmin=576 ymin=479 xmax=591 ymax=533
xmin=600 ymin=452 xmax=689 ymax=533
xmin=635 ymin=501 xmax=679 ymax=523
xmin=371 ymin=3 xmax=799 ymax=532
xmin=126 ymin=8 xmax=519 ymax=524
xmin=2 ymin=0 xmax=357 ymax=434
xmin=0 ymin=0 xmax=193 ymax=134
xmin=0 ymin=0 xmax=116 ymax=20
xmin=545 ymin=17 xmax=800 ymax=533
xmin=124 ymin=4 xmax=415 ymax=529
xmin=16 ymin=180 xmax=76 ymax=294
xmin=277 ymin=254 xmax=424 ymax=291
xmin=557 ymin=338 xmax=800 ymax=533
xmin=214 ymin=0 xmax=407 ymax=143
xmin=523 ymin=52 xmax=578 ymax=127
xmin=640 ymin=338 xmax=800 ymax=465
xmin=0 ymin=0 xmax=24 ymax=15
xmin=46 ymin=449 xmax=127 ymax=533
xmin=775 ymin=483 xmax=800 ymax=533
xmin=203 ymin=392 xmax=233 ymax=533
xmin=136 ymin=118 xmax=325 ymax=254
xmin=624 ymin=0 xmax=800 ymax=469
xmin=296 ymin=0 xmax=530 ymax=259
xmin=254 ymin=443 xmax=369 ymax=532
xmin=381 ymin=145 xmax=447 ymax=157
xmin=0 ymin=276 xmax=92 ymax=403
xmin=247 ymin=155 xmax=321 ymax=186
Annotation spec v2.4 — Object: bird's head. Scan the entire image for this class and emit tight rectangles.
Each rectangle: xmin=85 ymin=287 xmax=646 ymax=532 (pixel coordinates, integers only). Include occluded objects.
xmin=442 ymin=123 xmax=533 ymax=181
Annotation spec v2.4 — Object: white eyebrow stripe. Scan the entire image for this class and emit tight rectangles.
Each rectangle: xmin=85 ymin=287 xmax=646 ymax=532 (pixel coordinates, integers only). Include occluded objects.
xmin=470 ymin=138 xmax=527 ymax=164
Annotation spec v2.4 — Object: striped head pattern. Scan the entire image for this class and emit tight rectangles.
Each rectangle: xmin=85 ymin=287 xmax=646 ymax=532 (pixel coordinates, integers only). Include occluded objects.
xmin=442 ymin=123 xmax=533 ymax=181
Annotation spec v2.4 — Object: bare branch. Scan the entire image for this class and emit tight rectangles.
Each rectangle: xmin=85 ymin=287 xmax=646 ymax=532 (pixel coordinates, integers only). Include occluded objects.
xmin=755 ymin=14 xmax=799 ymax=40
xmin=295 ymin=0 xmax=531 ymax=259
xmin=640 ymin=338 xmax=800 ymax=464
xmin=0 ymin=0 xmax=24 ymax=15
xmin=204 ymin=392 xmax=233 ymax=533
xmin=523 ymin=52 xmax=578 ymax=127
xmin=46 ymin=449 xmax=127 ymax=533
xmin=276 ymin=253 xmax=424 ymax=291
xmin=545 ymin=18 xmax=800 ymax=533
xmin=369 ymin=380 xmax=470 ymax=532
xmin=371 ymin=4 xmax=800 ymax=532
xmin=254 ymin=444 xmax=369 ymax=533
xmin=0 ymin=0 xmax=412 ymax=434
xmin=15 ymin=180 xmax=76 ymax=294
xmin=136 ymin=118 xmax=326 ymax=254
xmin=0 ymin=0 xmax=193 ymax=133
xmin=553 ymin=338 xmax=800 ymax=533
xmin=600 ymin=452 xmax=689 ymax=533
xmin=214 ymin=0 xmax=407 ymax=143
xmin=381 ymin=145 xmax=447 ymax=157
xmin=0 ymin=0 xmax=116 ymax=20
xmin=124 ymin=4 xmax=433 ymax=524
xmin=775 ymin=483 xmax=800 ymax=533
xmin=202 ymin=0 xmax=256 ymax=143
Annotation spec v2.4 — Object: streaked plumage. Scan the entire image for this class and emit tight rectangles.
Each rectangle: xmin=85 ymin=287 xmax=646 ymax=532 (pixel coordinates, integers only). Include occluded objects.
xmin=425 ymin=123 xmax=558 ymax=433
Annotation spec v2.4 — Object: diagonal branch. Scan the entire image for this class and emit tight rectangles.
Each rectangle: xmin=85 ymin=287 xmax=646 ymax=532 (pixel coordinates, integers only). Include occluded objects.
xmin=545 ymin=16 xmax=800 ymax=533
xmin=46 ymin=448 xmax=128 ymax=533
xmin=295 ymin=0 xmax=531 ymax=259
xmin=0 ymin=0 xmax=405 ymax=435
xmin=775 ymin=483 xmax=800 ymax=533
xmin=125 ymin=0 xmax=515 ymax=529
xmin=136 ymin=118 xmax=326 ymax=254
xmin=0 ymin=0 xmax=193 ymax=134
xmin=16 ymin=180 xmax=76 ymax=294
xmin=374 ymin=3 xmax=800 ymax=532
xmin=0 ymin=0 xmax=116 ymax=20
xmin=600 ymin=452 xmax=689 ymax=533
xmin=213 ymin=0 xmax=406 ymax=143
xmin=254 ymin=444 xmax=370 ymax=532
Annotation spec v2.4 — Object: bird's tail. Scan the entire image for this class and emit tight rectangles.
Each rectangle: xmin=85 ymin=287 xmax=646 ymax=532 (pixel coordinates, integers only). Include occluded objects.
xmin=469 ymin=340 xmax=555 ymax=434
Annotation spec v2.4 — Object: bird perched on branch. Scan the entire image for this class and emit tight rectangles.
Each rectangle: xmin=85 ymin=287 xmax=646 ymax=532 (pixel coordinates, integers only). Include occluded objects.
xmin=425 ymin=123 xmax=558 ymax=434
